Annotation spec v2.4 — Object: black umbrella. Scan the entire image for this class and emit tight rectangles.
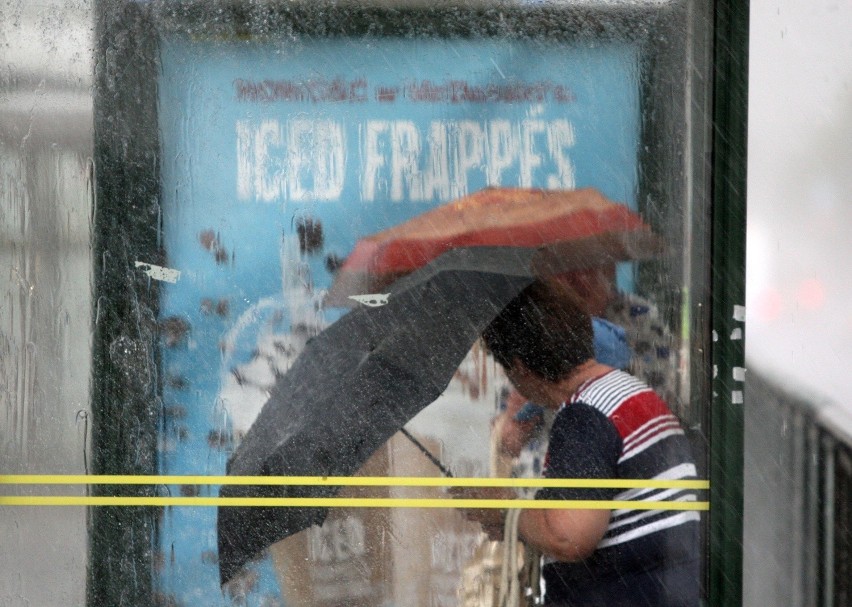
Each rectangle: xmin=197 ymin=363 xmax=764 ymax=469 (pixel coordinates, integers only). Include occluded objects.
xmin=217 ymin=246 xmax=540 ymax=584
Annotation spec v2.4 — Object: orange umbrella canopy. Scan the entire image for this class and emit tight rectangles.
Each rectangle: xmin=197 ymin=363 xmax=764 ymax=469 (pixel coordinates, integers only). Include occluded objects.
xmin=326 ymin=187 xmax=662 ymax=306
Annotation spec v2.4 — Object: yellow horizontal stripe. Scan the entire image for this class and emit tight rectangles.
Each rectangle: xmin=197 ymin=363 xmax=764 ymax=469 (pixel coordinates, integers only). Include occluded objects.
xmin=0 ymin=474 xmax=709 ymax=490
xmin=0 ymin=495 xmax=709 ymax=510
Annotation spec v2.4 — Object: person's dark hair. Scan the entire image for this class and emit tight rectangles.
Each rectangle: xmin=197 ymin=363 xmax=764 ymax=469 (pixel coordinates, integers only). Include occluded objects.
xmin=482 ymin=278 xmax=594 ymax=382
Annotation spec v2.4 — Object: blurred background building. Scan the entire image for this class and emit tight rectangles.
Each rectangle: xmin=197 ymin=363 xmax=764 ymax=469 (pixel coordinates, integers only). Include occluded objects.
xmin=744 ymin=2 xmax=852 ymax=605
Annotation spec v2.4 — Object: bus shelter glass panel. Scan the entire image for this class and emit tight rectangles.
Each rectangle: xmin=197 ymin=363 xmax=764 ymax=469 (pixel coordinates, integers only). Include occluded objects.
xmin=91 ymin=2 xmax=723 ymax=606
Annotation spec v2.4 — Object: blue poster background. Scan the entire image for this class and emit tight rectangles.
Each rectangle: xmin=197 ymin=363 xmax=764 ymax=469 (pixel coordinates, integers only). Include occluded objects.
xmin=156 ymin=35 xmax=639 ymax=605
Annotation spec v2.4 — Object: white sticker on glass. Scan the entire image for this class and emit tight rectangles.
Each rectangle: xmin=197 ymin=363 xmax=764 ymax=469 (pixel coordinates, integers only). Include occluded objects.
xmin=135 ymin=261 xmax=181 ymax=283
xmin=349 ymin=293 xmax=390 ymax=307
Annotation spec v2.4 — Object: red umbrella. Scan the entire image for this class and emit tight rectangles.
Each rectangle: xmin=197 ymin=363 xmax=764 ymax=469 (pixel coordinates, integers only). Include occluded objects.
xmin=326 ymin=187 xmax=663 ymax=306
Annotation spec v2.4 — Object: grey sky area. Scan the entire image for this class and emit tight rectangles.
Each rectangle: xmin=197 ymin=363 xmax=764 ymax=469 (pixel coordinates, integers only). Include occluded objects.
xmin=747 ymin=0 xmax=852 ymax=411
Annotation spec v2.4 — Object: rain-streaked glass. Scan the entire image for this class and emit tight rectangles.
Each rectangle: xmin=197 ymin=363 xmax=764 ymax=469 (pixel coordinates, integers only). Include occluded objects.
xmin=2 ymin=1 xmax=729 ymax=606
xmin=1 ymin=1 xmax=93 ymax=605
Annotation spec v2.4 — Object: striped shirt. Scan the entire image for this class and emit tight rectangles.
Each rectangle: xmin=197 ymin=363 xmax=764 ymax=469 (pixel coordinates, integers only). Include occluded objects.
xmin=538 ymin=369 xmax=700 ymax=606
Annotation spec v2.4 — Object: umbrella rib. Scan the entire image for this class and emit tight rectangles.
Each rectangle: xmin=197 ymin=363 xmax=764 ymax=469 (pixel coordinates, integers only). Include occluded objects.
xmin=399 ymin=427 xmax=454 ymax=478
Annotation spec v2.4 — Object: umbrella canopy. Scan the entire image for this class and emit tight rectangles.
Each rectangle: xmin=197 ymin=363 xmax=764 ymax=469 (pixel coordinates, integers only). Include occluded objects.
xmin=326 ymin=187 xmax=663 ymax=306
xmin=217 ymin=246 xmax=540 ymax=585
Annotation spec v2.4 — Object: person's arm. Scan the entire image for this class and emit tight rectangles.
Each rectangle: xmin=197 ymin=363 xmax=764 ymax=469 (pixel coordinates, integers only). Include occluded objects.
xmin=451 ymin=487 xmax=609 ymax=559
xmin=526 ymin=401 xmax=621 ymax=561
xmin=517 ymin=507 xmax=610 ymax=562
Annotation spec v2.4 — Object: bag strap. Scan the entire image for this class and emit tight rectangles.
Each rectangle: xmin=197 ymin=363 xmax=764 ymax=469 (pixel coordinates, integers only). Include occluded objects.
xmin=499 ymin=508 xmax=543 ymax=607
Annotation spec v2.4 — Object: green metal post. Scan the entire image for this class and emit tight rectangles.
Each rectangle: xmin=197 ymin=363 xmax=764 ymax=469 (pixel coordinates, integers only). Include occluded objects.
xmin=89 ymin=1 xmax=162 ymax=604
xmin=709 ymin=0 xmax=748 ymax=605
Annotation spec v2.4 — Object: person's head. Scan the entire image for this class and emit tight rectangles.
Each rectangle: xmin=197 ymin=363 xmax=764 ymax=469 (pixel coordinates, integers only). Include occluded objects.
xmin=557 ymin=264 xmax=616 ymax=316
xmin=482 ymin=278 xmax=594 ymax=386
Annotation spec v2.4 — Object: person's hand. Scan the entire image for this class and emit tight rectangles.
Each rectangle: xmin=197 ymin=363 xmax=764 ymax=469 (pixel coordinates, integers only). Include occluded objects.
xmin=449 ymin=486 xmax=516 ymax=541
xmin=494 ymin=389 xmax=541 ymax=457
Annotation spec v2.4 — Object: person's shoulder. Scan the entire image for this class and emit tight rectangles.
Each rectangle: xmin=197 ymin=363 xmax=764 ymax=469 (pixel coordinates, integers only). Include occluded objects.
xmin=549 ymin=400 xmax=623 ymax=456
xmin=573 ymin=369 xmax=652 ymax=405
xmin=553 ymin=397 xmax=616 ymax=429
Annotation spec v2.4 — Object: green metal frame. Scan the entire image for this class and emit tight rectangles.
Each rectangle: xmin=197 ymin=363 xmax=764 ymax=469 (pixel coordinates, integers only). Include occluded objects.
xmin=90 ymin=2 xmax=162 ymax=604
xmin=708 ymin=0 xmax=748 ymax=605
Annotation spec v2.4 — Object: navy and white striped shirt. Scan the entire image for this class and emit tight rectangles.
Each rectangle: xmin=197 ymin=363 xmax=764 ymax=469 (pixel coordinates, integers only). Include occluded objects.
xmin=537 ymin=370 xmax=701 ymax=607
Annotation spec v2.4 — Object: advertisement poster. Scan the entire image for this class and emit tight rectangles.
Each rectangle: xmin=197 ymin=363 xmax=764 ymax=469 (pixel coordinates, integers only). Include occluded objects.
xmin=155 ymin=35 xmax=639 ymax=605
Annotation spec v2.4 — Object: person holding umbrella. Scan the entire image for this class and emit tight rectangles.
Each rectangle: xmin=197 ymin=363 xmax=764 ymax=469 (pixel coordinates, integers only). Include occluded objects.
xmin=456 ymin=278 xmax=700 ymax=607
xmin=492 ymin=262 xmax=679 ymax=495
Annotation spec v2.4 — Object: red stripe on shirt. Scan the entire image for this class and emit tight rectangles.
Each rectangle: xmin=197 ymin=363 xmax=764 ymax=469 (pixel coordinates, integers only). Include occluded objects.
xmin=621 ymin=420 xmax=683 ymax=458
xmin=608 ymin=391 xmax=672 ymax=440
